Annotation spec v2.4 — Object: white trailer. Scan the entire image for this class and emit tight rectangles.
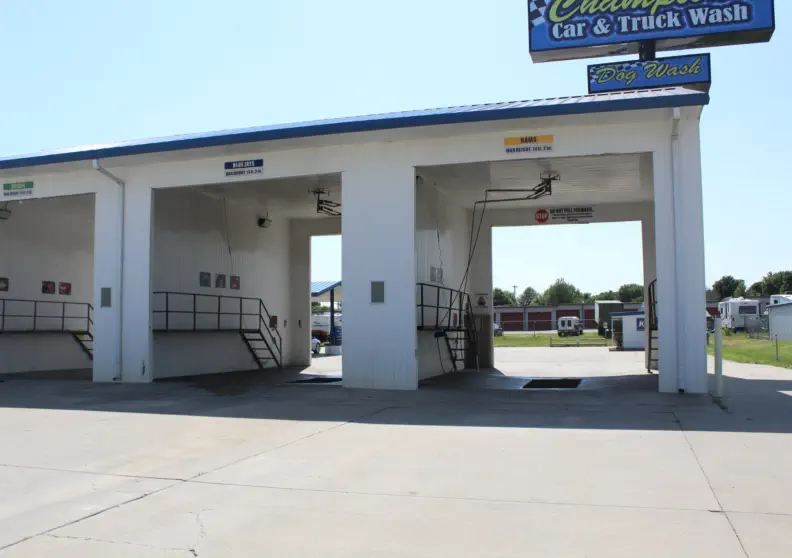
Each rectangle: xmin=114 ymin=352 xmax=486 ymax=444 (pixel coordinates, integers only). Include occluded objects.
xmin=718 ymin=298 xmax=761 ymax=331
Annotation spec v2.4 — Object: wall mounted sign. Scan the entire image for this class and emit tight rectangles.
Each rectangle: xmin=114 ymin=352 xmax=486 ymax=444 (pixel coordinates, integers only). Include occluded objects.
xmin=214 ymin=274 xmax=226 ymax=289
xmin=588 ymin=53 xmax=711 ymax=94
xmin=3 ymin=181 xmax=34 ymax=198
xmin=504 ymin=135 xmax=554 ymax=154
xmin=230 ymin=276 xmax=241 ymax=290
xmin=0 ymin=277 xmax=8 ymax=292
xmin=59 ymin=282 xmax=72 ymax=296
xmin=199 ymin=272 xmax=211 ymax=288
xmin=637 ymin=317 xmax=646 ymax=331
xmin=528 ymin=0 xmax=775 ymax=63
xmin=535 ymin=206 xmax=594 ymax=224
xmin=41 ymin=281 xmax=56 ymax=295
xmin=224 ymin=159 xmax=263 ymax=177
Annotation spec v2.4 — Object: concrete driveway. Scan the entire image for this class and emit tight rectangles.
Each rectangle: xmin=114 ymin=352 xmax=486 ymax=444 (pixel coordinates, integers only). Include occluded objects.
xmin=0 ymin=350 xmax=791 ymax=557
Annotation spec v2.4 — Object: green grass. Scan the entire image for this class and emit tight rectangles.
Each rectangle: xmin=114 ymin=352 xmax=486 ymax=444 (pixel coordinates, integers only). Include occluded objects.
xmin=707 ymin=333 xmax=792 ymax=369
xmin=494 ymin=332 xmax=606 ymax=348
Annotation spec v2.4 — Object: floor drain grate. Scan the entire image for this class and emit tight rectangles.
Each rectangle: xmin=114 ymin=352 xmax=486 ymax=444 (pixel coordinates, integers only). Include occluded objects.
xmin=523 ymin=378 xmax=582 ymax=389
xmin=292 ymin=377 xmax=342 ymax=384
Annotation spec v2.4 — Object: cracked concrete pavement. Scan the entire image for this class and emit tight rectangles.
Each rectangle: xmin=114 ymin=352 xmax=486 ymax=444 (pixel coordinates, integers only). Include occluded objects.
xmin=1 ymin=349 xmax=791 ymax=556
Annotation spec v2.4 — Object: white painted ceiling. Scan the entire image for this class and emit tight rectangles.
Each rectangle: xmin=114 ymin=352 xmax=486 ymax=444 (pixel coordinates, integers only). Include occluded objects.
xmin=181 ymin=153 xmax=650 ymax=218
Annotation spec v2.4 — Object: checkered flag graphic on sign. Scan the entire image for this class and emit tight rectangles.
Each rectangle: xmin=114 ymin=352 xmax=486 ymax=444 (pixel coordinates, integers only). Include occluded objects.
xmin=529 ymin=0 xmax=547 ymax=29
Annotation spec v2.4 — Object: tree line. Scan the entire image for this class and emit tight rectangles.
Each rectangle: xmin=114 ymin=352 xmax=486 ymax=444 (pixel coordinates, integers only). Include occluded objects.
xmin=709 ymin=271 xmax=792 ymax=302
xmin=493 ymin=279 xmax=644 ymax=307
xmin=494 ymin=270 xmax=792 ymax=308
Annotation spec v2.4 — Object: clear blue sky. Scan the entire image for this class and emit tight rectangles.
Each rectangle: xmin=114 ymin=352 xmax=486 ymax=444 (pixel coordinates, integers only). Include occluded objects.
xmin=2 ymin=1 xmax=788 ymax=294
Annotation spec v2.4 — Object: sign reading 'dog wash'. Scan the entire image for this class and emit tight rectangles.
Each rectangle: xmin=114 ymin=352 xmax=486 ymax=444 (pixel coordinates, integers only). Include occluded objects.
xmin=529 ymin=0 xmax=775 ymax=63
xmin=588 ymin=53 xmax=711 ymax=93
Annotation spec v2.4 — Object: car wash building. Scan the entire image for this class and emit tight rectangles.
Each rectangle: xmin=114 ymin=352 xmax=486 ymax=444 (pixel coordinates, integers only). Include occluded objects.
xmin=0 ymin=1 xmax=775 ymax=394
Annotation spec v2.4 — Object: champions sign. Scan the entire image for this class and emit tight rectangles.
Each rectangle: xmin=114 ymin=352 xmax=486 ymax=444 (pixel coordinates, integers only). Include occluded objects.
xmin=528 ymin=0 xmax=775 ymax=62
xmin=588 ymin=53 xmax=711 ymax=93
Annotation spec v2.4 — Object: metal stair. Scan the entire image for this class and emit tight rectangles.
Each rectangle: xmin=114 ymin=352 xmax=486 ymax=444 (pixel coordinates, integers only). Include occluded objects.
xmin=72 ymin=330 xmax=94 ymax=360
xmin=241 ymin=329 xmax=280 ymax=369
xmin=152 ymin=292 xmax=283 ymax=369
xmin=647 ymin=280 xmax=659 ymax=372
xmin=417 ymin=283 xmax=479 ymax=372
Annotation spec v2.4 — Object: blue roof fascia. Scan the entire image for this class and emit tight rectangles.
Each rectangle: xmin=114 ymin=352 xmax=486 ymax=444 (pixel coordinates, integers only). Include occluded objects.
xmin=0 ymin=88 xmax=709 ymax=171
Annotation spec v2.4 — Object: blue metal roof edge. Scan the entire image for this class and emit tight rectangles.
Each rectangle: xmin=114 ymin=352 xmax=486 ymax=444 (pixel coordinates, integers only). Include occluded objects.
xmin=611 ymin=311 xmax=645 ymax=317
xmin=0 ymin=89 xmax=709 ymax=171
xmin=311 ymin=280 xmax=342 ymax=297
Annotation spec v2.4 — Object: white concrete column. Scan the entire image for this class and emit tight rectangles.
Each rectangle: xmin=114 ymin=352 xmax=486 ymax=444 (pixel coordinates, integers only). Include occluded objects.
xmin=653 ymin=141 xmax=679 ymax=393
xmin=289 ymin=220 xmax=312 ymax=367
xmin=468 ymin=224 xmax=494 ymax=368
xmin=673 ymin=111 xmax=708 ymax=394
xmin=652 ymin=109 xmax=707 ymax=394
xmin=342 ymin=156 xmax=417 ymax=389
xmin=551 ymin=309 xmax=558 ymax=329
xmin=92 ymin=184 xmax=123 ymax=382
xmin=121 ymin=184 xmax=154 ymax=382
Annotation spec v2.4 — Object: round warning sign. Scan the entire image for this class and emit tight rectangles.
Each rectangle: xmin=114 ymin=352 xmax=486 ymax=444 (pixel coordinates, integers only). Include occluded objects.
xmin=535 ymin=209 xmax=549 ymax=224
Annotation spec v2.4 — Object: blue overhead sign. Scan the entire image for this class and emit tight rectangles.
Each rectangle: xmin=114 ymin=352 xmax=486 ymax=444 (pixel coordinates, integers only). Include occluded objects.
xmin=529 ymin=0 xmax=775 ymax=62
xmin=588 ymin=53 xmax=711 ymax=93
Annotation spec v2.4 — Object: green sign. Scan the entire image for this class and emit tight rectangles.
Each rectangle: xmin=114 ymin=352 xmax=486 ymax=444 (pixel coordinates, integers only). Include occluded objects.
xmin=3 ymin=181 xmax=34 ymax=198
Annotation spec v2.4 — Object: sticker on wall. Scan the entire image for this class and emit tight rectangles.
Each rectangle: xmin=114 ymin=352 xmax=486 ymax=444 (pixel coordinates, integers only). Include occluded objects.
xmin=3 ymin=181 xmax=34 ymax=199
xmin=41 ymin=281 xmax=56 ymax=295
xmin=535 ymin=206 xmax=594 ymax=225
xmin=59 ymin=282 xmax=72 ymax=296
xmin=224 ymin=159 xmax=263 ymax=178
xmin=230 ymin=276 xmax=241 ymax=290
xmin=214 ymin=274 xmax=226 ymax=289
xmin=475 ymin=293 xmax=490 ymax=310
xmin=504 ymin=135 xmax=553 ymax=155
xmin=199 ymin=272 xmax=211 ymax=288
xmin=637 ymin=318 xmax=646 ymax=332
xmin=0 ymin=277 xmax=8 ymax=292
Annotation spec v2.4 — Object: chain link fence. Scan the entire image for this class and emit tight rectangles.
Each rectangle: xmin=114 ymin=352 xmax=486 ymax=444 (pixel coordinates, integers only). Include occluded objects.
xmin=745 ymin=315 xmax=770 ymax=340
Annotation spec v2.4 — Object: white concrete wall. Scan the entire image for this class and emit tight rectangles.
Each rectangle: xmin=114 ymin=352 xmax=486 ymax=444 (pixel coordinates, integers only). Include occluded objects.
xmin=150 ymin=188 xmax=291 ymax=378
xmin=622 ymin=315 xmax=646 ymax=350
xmin=0 ymin=195 xmax=95 ymax=374
xmin=0 ymin=195 xmax=94 ymax=305
xmin=0 ymin=333 xmax=91 ymax=375
xmin=152 ymin=332 xmax=256 ymax=378
xmin=415 ymin=181 xmax=469 ymax=379
xmin=342 ymin=153 xmax=417 ymax=389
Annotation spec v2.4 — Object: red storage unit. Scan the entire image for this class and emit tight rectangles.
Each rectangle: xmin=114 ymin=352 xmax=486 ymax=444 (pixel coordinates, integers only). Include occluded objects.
xmin=584 ymin=309 xmax=596 ymax=329
xmin=527 ymin=311 xmax=553 ymax=331
xmin=500 ymin=311 xmax=524 ymax=331
xmin=556 ymin=309 xmax=581 ymax=318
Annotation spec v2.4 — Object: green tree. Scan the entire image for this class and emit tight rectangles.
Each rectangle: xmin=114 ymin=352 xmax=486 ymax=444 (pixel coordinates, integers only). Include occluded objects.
xmin=493 ymin=288 xmax=517 ymax=307
xmin=747 ymin=282 xmax=764 ymax=297
xmin=518 ymin=287 xmax=538 ymax=307
xmin=712 ymin=275 xmax=745 ymax=300
xmin=541 ymin=278 xmax=584 ymax=305
xmin=593 ymin=290 xmax=619 ymax=301
xmin=582 ymin=292 xmax=593 ymax=303
xmin=618 ymin=283 xmax=644 ymax=303
xmin=756 ymin=271 xmax=792 ymax=296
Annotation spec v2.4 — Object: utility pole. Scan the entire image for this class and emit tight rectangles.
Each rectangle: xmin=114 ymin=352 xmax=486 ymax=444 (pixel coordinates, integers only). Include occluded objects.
xmin=513 ymin=285 xmax=519 ymax=299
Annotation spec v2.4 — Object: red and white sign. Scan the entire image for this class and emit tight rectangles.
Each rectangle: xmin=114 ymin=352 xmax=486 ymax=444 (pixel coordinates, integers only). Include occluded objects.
xmin=535 ymin=209 xmax=549 ymax=224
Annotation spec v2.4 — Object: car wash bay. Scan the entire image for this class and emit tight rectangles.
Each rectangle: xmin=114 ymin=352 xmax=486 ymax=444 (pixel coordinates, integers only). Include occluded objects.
xmin=0 ymin=88 xmax=709 ymax=394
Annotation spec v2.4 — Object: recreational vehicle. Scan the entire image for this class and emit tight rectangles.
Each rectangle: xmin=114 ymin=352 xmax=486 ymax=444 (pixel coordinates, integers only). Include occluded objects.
xmin=718 ymin=298 xmax=761 ymax=331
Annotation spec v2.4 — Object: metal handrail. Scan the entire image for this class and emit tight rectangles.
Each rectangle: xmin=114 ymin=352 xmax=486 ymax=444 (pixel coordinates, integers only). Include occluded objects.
xmin=648 ymin=280 xmax=658 ymax=330
xmin=152 ymin=291 xmax=282 ymax=363
xmin=0 ymin=298 xmax=93 ymax=334
xmin=416 ymin=283 xmax=477 ymax=341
